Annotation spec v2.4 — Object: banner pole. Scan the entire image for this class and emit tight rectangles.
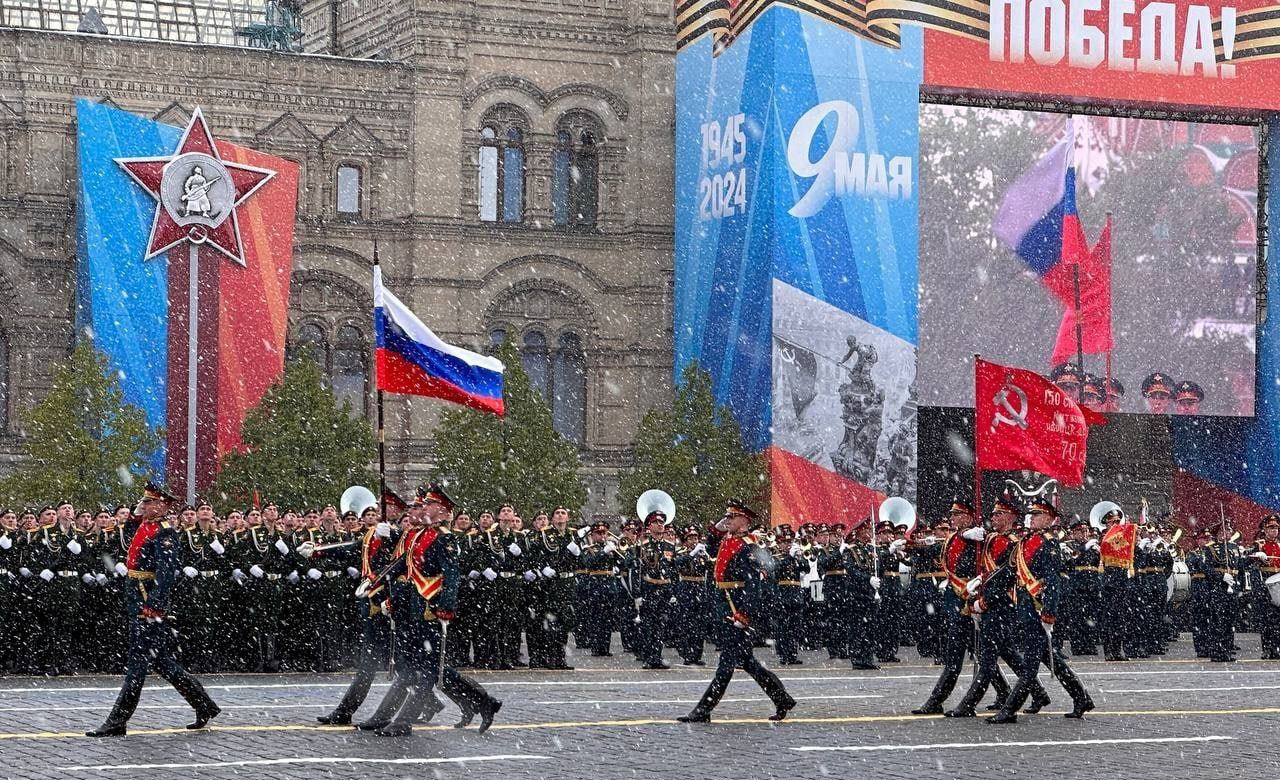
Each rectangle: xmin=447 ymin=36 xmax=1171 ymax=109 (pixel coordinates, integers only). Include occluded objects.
xmin=373 ymin=239 xmax=387 ymax=523
xmin=1103 ymin=211 xmax=1114 ymax=400
xmin=1072 ymin=264 xmax=1084 ymax=393
xmin=973 ymin=354 xmax=982 ymax=515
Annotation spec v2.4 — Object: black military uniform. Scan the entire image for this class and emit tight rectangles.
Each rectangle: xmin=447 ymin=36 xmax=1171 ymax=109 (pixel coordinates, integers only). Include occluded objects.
xmin=672 ymin=528 xmax=710 ymax=665
xmin=1098 ymin=509 xmax=1137 ymax=661
xmin=495 ymin=522 xmax=530 ymax=668
xmin=1059 ymin=520 xmax=1101 ymax=655
xmin=905 ymin=522 xmax=948 ymax=661
xmin=770 ymin=525 xmax=807 ymax=665
xmin=842 ymin=526 xmax=880 ymax=670
xmin=1132 ymin=526 xmax=1174 ymax=657
xmin=86 ymin=484 xmax=220 ymax=737
xmin=871 ymin=520 xmax=906 ymax=663
xmin=817 ymin=523 xmax=851 ymax=659
xmin=634 ymin=513 xmax=676 ymax=669
xmin=525 ymin=516 xmax=579 ymax=669
xmin=1248 ymin=515 xmax=1280 ymax=659
xmin=677 ymin=500 xmax=795 ymax=723
xmin=0 ymin=517 xmax=20 ymax=673
xmin=178 ymin=512 xmax=228 ymax=672
xmin=578 ymin=523 xmax=624 ymax=656
xmin=31 ymin=512 xmax=90 ymax=674
xmin=1189 ymin=522 xmax=1244 ymax=662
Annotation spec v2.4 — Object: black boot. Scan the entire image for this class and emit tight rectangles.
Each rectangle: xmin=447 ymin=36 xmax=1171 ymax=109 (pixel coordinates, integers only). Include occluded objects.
xmin=86 ymin=720 xmax=128 ymax=738
xmin=912 ymin=701 xmax=944 ymax=715
xmin=186 ymin=704 xmax=221 ymax=730
xmin=357 ymin=679 xmax=409 ymax=731
xmin=416 ymin=691 xmax=445 ymax=725
xmin=1064 ymin=697 xmax=1095 ymax=719
xmin=1022 ymin=691 xmax=1051 ymax=714
xmin=677 ymin=709 xmax=711 ymax=723
xmin=769 ymin=694 xmax=796 ymax=721
xmin=477 ymin=698 xmax=502 ymax=734
xmin=376 ymin=686 xmax=436 ymax=737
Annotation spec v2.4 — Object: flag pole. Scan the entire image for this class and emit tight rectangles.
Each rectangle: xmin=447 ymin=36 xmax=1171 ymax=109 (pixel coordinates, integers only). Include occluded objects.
xmin=1103 ymin=211 xmax=1113 ymax=399
xmin=373 ymin=239 xmax=387 ymax=524
xmin=1072 ymin=264 xmax=1084 ymax=396
xmin=973 ymin=354 xmax=983 ymax=517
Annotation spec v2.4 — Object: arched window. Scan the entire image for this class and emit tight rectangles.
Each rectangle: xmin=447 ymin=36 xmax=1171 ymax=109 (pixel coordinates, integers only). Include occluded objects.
xmin=331 ymin=324 xmax=368 ymax=415
xmin=335 ymin=164 xmax=362 ymax=216
xmin=521 ymin=330 xmax=550 ymax=398
xmin=488 ymin=327 xmax=508 ymax=351
xmin=552 ymin=332 xmax=586 ymax=444
xmin=552 ymin=113 xmax=602 ymax=227
xmin=477 ymin=107 xmax=527 ymax=224
xmin=289 ymin=322 xmax=328 ymax=366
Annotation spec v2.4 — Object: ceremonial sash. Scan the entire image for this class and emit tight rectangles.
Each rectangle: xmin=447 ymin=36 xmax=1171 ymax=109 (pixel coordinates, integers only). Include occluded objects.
xmin=1100 ymin=523 xmax=1137 ymax=573
xmin=1015 ymin=533 xmax=1047 ymax=599
xmin=714 ymin=535 xmax=745 ymax=583
xmin=942 ymin=535 xmax=968 ymax=596
xmin=126 ymin=520 xmax=162 ymax=570
xmin=406 ymin=527 xmax=443 ymax=601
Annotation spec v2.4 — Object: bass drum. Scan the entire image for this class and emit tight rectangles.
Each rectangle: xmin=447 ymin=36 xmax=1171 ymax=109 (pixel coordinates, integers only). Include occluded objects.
xmin=1167 ymin=561 xmax=1191 ymax=604
xmin=1266 ymin=572 xmax=1280 ymax=608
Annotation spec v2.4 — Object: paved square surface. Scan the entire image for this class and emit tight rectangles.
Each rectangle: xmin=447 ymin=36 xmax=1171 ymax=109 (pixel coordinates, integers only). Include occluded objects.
xmin=2 ymin=634 xmax=1278 ymax=779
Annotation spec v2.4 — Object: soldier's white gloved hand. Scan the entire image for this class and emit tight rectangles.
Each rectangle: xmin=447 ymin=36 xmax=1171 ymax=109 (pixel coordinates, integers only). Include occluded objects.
xmin=287 ymin=570 xmax=300 ymax=584
xmin=355 ymin=581 xmax=370 ymax=599
xmin=965 ymin=577 xmax=982 ymax=595
xmin=1085 ymin=539 xmax=1100 ymax=551
xmin=298 ymin=541 xmax=315 ymax=559
xmin=691 ymin=543 xmax=707 ymax=557
xmin=869 ymin=576 xmax=881 ymax=590
xmin=182 ymin=565 xmax=199 ymax=578
xmin=375 ymin=522 xmax=391 ymax=539
xmin=567 ymin=540 xmax=581 ymax=556
xmin=39 ymin=569 xmax=54 ymax=582
xmin=961 ymin=527 xmax=986 ymax=541
xmin=114 ymin=562 xmax=128 ymax=576
xmin=1060 ymin=543 xmax=1073 ymax=555
xmin=838 ymin=541 xmax=849 ymax=552
xmin=523 ymin=570 xmax=536 ymax=582
xmin=274 ymin=538 xmax=289 ymax=555
xmin=970 ymin=599 xmax=985 ymax=615
xmin=1138 ymin=538 xmax=1153 ymax=551
xmin=232 ymin=568 xmax=245 ymax=583
xmin=889 ymin=539 xmax=907 ymax=552
xmin=604 ymin=541 xmax=617 ymax=553
xmin=307 ymin=568 xmax=322 ymax=580
xmin=468 ymin=569 xmax=481 ymax=580
xmin=670 ymin=596 xmax=678 ymax=605
xmin=0 ymin=535 xmax=10 ymax=549
xmin=82 ymin=572 xmax=95 ymax=585
xmin=249 ymin=564 xmax=264 ymax=578
xmin=210 ymin=539 xmax=225 ymax=555
xmin=541 ymin=566 xmax=556 ymax=578
xmin=1223 ymin=572 xmax=1236 ymax=586
xmin=1251 ymin=551 xmax=1269 ymax=560
xmin=67 ymin=539 xmax=82 ymax=556
xmin=95 ymin=573 xmax=107 ymax=586
xmin=789 ymin=542 xmax=804 ymax=558
xmin=938 ymin=579 xmax=949 ymax=591
xmin=483 ymin=567 xmax=498 ymax=581
xmin=924 ymin=536 xmax=938 ymax=545
xmin=347 ymin=567 xmax=360 ymax=578
xmin=508 ymin=542 xmax=522 ymax=556
xmin=19 ymin=567 xmax=32 ymax=578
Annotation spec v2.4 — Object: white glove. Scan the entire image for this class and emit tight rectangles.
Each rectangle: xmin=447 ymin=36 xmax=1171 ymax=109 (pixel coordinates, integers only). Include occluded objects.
xmin=307 ymin=568 xmax=322 ymax=580
xmin=375 ymin=522 xmax=391 ymax=539
xmin=1085 ymin=539 xmax=1100 ymax=551
xmin=1223 ymin=572 xmax=1236 ymax=586
xmin=970 ymin=599 xmax=985 ymax=615
xmin=889 ymin=539 xmax=906 ymax=552
xmin=924 ymin=536 xmax=938 ymax=545
xmin=114 ymin=562 xmax=128 ymax=576
xmin=1251 ymin=551 xmax=1269 ymax=560
xmin=567 ymin=540 xmax=581 ymax=556
xmin=355 ymin=581 xmax=370 ymax=598
xmin=869 ymin=576 xmax=881 ymax=590
xmin=838 ymin=541 xmax=849 ymax=552
xmin=961 ymin=527 xmax=985 ymax=541
xmin=938 ymin=579 xmax=949 ymax=591
xmin=468 ymin=569 xmax=481 ymax=579
xmin=210 ymin=539 xmax=225 ymax=555
xmin=604 ymin=541 xmax=617 ymax=553
xmin=508 ymin=542 xmax=522 ymax=556
xmin=732 ymin=619 xmax=748 ymax=629
xmin=347 ymin=567 xmax=360 ymax=578
xmin=94 ymin=573 xmax=107 ymax=585
xmin=298 ymin=541 xmax=315 ymax=559
xmin=19 ymin=567 xmax=32 ymax=578
xmin=789 ymin=542 xmax=803 ymax=558
xmin=965 ymin=577 xmax=982 ymax=595
xmin=81 ymin=572 xmax=95 ymax=584
xmin=182 ymin=565 xmax=199 ymax=578
xmin=250 ymin=564 xmax=265 ymax=578
xmin=67 ymin=539 xmax=82 ymax=555
xmin=287 ymin=570 xmax=300 ymax=584
xmin=0 ymin=535 xmax=10 ymax=549
xmin=232 ymin=568 xmax=246 ymax=583
xmin=1060 ymin=543 xmax=1073 ymax=555
xmin=691 ymin=543 xmax=706 ymax=556
xmin=483 ymin=567 xmax=498 ymax=581
xmin=541 ymin=566 xmax=556 ymax=578
xmin=274 ymin=538 xmax=289 ymax=555
xmin=39 ymin=569 xmax=54 ymax=582
xmin=523 ymin=570 xmax=536 ymax=582
xmin=1138 ymin=538 xmax=1153 ymax=551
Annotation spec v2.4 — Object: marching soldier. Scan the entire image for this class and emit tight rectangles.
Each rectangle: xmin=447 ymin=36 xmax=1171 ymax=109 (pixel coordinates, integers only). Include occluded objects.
xmin=672 ymin=527 xmax=710 ymax=665
xmin=1248 ymin=514 xmax=1280 ymax=659
xmin=1098 ymin=505 xmax=1137 ymax=661
xmin=843 ymin=521 xmax=880 ymax=670
xmin=635 ymin=509 xmax=676 ymax=670
xmin=770 ymin=524 xmax=807 ymax=665
xmin=677 ymin=500 xmax=795 ymax=723
xmin=86 ymin=483 xmax=220 ymax=737
xmin=818 ymin=522 xmax=851 ymax=659
xmin=987 ymin=499 xmax=1093 ymax=723
xmin=1060 ymin=518 xmax=1101 ymax=655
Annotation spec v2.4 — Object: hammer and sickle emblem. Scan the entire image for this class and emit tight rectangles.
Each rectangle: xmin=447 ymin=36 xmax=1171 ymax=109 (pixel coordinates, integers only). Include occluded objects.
xmin=991 ymin=383 xmax=1029 ymax=432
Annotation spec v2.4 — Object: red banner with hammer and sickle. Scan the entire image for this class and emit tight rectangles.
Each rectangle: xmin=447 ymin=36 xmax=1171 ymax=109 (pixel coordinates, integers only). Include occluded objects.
xmin=974 ymin=357 xmax=1092 ymax=487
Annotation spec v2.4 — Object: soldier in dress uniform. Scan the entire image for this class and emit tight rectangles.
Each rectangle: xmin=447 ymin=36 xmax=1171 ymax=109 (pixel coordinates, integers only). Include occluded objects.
xmin=539 ymin=507 xmax=580 ymax=669
xmin=0 ymin=510 xmax=20 ymax=673
xmin=177 ymin=501 xmax=228 ymax=672
xmin=1133 ymin=523 xmax=1174 ymax=657
xmin=906 ymin=518 xmax=949 ymax=662
xmin=494 ymin=505 xmax=530 ymax=668
xmin=677 ymin=500 xmax=795 ymax=723
xmin=1049 ymin=362 xmax=1084 ymax=400
xmin=818 ymin=522 xmax=851 ymax=659
xmin=468 ymin=511 xmax=505 ymax=668
xmin=1098 ymin=505 xmax=1136 ymax=661
xmin=1102 ymin=377 xmax=1125 ymax=413
xmin=986 ymin=499 xmax=1093 ymax=723
xmin=33 ymin=502 xmax=89 ymax=674
xmin=1079 ymin=374 xmax=1105 ymax=413
xmin=449 ymin=511 xmax=482 ymax=667
xmin=1247 ymin=514 xmax=1280 ymax=659
xmin=86 ymin=509 xmax=129 ymax=672
xmin=672 ymin=527 xmax=710 ymax=665
xmin=1060 ymin=518 xmax=1101 ymax=655
xmin=86 ymin=483 xmax=220 ymax=737
xmin=872 ymin=520 xmax=907 ymax=663
xmin=1187 ymin=527 xmax=1214 ymax=657
xmin=1141 ymin=372 xmax=1175 ymax=414
xmin=578 ymin=521 xmax=625 ymax=657
xmin=1173 ymin=380 xmax=1204 ymax=416
xmin=635 ymin=509 xmax=676 ymax=669
xmin=842 ymin=520 xmax=881 ymax=670
xmin=11 ymin=511 xmax=45 ymax=674
xmin=1190 ymin=519 xmax=1244 ymax=662
xmin=770 ymin=524 xmax=807 ymax=666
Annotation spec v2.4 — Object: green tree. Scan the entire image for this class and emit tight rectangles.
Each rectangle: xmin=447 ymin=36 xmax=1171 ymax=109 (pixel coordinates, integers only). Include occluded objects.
xmin=211 ymin=357 xmax=376 ymax=512
xmin=0 ymin=343 xmax=162 ymax=509
xmin=618 ymin=362 xmax=767 ymax=528
xmin=429 ymin=340 xmax=586 ymax=515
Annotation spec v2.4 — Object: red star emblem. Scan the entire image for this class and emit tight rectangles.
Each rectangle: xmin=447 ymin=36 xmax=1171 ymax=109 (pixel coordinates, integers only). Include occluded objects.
xmin=115 ymin=108 xmax=275 ymax=266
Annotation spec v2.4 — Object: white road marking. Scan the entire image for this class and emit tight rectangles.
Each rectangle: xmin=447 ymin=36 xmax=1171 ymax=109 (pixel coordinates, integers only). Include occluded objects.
xmin=792 ymin=735 xmax=1234 ymax=753
xmin=61 ymin=755 xmax=550 ymax=771
xmin=531 ymin=694 xmax=883 ymax=705
xmin=1103 ymin=685 xmax=1280 ymax=694
xmin=0 ymin=704 xmax=327 ymax=712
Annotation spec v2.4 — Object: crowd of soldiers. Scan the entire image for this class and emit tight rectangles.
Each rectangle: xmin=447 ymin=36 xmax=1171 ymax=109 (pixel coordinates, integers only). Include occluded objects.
xmin=2 ymin=493 xmax=1279 ymax=679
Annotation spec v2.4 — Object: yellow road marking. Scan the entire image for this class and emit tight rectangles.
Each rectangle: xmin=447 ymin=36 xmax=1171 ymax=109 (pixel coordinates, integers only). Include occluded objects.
xmin=9 ymin=706 xmax=1280 ymax=740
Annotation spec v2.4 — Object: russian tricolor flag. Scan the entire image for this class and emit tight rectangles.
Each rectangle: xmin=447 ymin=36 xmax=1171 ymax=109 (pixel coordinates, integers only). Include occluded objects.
xmin=374 ymin=266 xmax=505 ymax=416
xmin=993 ymin=121 xmax=1090 ymax=308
